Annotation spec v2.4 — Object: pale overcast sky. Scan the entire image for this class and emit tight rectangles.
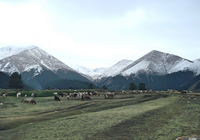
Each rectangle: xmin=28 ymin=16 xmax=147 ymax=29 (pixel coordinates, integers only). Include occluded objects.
xmin=0 ymin=0 xmax=199 ymax=69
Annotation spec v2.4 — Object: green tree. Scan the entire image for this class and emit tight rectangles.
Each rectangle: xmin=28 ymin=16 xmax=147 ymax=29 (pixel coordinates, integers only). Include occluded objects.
xmin=139 ymin=83 xmax=146 ymax=90
xmin=129 ymin=83 xmax=137 ymax=90
xmin=102 ymin=85 xmax=108 ymax=90
xmin=88 ymin=83 xmax=94 ymax=89
xmin=8 ymin=72 xmax=24 ymax=89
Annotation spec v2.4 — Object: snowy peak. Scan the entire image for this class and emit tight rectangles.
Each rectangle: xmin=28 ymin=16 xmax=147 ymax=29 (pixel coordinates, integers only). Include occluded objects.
xmin=75 ymin=59 xmax=133 ymax=80
xmin=122 ymin=50 xmax=193 ymax=76
xmin=75 ymin=66 xmax=106 ymax=75
xmin=97 ymin=59 xmax=133 ymax=79
xmin=0 ymin=45 xmax=37 ymax=60
xmin=0 ymin=46 xmax=75 ymax=75
xmin=75 ymin=65 xmax=107 ymax=80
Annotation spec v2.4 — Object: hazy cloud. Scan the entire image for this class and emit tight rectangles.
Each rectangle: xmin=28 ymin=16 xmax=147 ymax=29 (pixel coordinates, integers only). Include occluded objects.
xmin=0 ymin=0 xmax=200 ymax=68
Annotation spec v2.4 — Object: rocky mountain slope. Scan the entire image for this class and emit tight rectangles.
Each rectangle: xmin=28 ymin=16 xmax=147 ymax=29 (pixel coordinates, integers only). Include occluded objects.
xmin=0 ymin=46 xmax=90 ymax=89
xmin=121 ymin=50 xmax=195 ymax=76
xmin=77 ymin=50 xmax=200 ymax=81
xmin=0 ymin=45 xmax=74 ymax=75
xmin=1 ymin=46 xmax=200 ymax=90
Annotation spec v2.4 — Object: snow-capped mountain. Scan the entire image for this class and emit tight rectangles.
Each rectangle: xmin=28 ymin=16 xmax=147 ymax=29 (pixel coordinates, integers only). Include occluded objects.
xmin=0 ymin=45 xmax=35 ymax=60
xmin=0 ymin=45 xmax=91 ymax=89
xmin=0 ymin=45 xmax=74 ymax=75
xmin=75 ymin=50 xmax=200 ymax=81
xmin=75 ymin=65 xmax=107 ymax=80
xmin=188 ymin=59 xmax=200 ymax=76
xmin=75 ymin=59 xmax=133 ymax=80
xmin=91 ymin=50 xmax=200 ymax=90
xmin=79 ymin=50 xmax=200 ymax=80
xmin=121 ymin=50 xmax=194 ymax=76
xmin=1 ymin=46 xmax=200 ymax=90
xmin=75 ymin=65 xmax=106 ymax=76
xmin=96 ymin=59 xmax=133 ymax=79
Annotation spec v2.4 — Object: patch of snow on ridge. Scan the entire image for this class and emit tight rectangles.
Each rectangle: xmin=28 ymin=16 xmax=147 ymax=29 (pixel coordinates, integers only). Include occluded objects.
xmin=23 ymin=65 xmax=43 ymax=73
xmin=98 ymin=59 xmax=133 ymax=79
xmin=23 ymin=65 xmax=43 ymax=77
xmin=168 ymin=59 xmax=192 ymax=74
xmin=75 ymin=65 xmax=107 ymax=79
xmin=40 ymin=60 xmax=52 ymax=70
xmin=122 ymin=60 xmax=150 ymax=76
xmin=1 ymin=63 xmax=20 ymax=74
xmin=189 ymin=59 xmax=200 ymax=75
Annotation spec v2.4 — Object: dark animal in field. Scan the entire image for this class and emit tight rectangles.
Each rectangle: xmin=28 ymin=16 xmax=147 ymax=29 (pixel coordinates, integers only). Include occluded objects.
xmin=30 ymin=99 xmax=37 ymax=104
xmin=58 ymin=93 xmax=63 ymax=97
xmin=74 ymin=93 xmax=77 ymax=98
xmin=21 ymin=97 xmax=36 ymax=104
xmin=81 ymin=95 xmax=91 ymax=100
xmin=54 ymin=96 xmax=60 ymax=101
xmin=1 ymin=91 xmax=7 ymax=95
xmin=180 ymin=90 xmax=187 ymax=93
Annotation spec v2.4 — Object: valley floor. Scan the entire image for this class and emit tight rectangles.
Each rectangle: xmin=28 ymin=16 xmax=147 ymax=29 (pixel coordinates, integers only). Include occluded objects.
xmin=0 ymin=92 xmax=200 ymax=140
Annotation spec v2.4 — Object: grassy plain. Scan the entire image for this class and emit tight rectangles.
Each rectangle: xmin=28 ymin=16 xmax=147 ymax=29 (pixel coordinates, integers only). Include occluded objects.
xmin=0 ymin=90 xmax=200 ymax=140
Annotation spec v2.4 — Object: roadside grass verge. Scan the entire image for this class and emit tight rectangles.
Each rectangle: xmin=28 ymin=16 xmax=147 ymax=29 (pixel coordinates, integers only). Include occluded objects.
xmin=0 ymin=94 xmax=166 ymax=131
xmin=0 ymin=95 xmax=176 ymax=140
xmin=0 ymin=93 xmax=200 ymax=140
xmin=88 ymin=97 xmax=200 ymax=140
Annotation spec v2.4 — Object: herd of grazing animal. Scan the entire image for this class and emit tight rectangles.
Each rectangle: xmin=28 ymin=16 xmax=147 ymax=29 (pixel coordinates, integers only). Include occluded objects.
xmin=1 ymin=89 xmax=197 ymax=106
xmin=54 ymin=91 xmax=95 ymax=101
xmin=0 ymin=90 xmax=37 ymax=104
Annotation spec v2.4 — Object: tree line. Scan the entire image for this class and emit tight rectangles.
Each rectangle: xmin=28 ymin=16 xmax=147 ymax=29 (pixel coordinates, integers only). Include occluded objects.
xmin=8 ymin=72 xmax=146 ymax=90
xmin=8 ymin=72 xmax=24 ymax=89
xmin=88 ymin=83 xmax=146 ymax=90
xmin=129 ymin=83 xmax=146 ymax=90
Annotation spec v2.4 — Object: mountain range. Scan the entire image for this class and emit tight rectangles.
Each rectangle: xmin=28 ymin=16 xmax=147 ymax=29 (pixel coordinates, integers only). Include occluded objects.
xmin=0 ymin=46 xmax=91 ymax=89
xmin=0 ymin=45 xmax=200 ymax=91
